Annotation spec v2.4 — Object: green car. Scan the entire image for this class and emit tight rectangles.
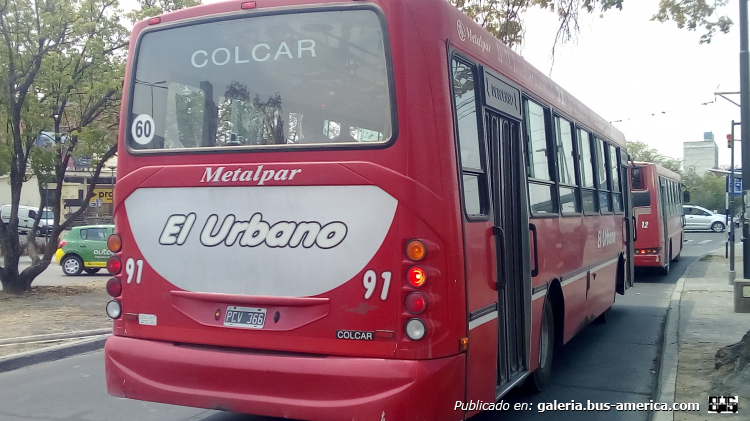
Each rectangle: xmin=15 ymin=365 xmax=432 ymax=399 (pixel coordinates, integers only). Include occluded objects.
xmin=55 ymin=225 xmax=114 ymax=276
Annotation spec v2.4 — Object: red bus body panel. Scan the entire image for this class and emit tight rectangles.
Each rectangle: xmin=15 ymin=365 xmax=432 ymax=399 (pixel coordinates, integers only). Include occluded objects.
xmin=105 ymin=335 xmax=465 ymax=421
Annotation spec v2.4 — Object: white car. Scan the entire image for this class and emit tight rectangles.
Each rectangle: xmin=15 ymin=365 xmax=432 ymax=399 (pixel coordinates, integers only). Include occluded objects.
xmin=0 ymin=205 xmax=54 ymax=236
xmin=683 ymin=205 xmax=727 ymax=232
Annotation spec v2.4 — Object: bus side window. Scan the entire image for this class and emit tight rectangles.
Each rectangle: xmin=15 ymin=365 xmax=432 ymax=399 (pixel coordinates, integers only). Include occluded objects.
xmin=594 ymin=137 xmax=612 ymax=213
xmin=554 ymin=115 xmax=580 ymax=214
xmin=610 ymin=146 xmax=624 ymax=213
xmin=524 ymin=99 xmax=558 ymax=216
xmin=451 ymin=57 xmax=488 ymax=218
xmin=577 ymin=128 xmax=597 ymax=213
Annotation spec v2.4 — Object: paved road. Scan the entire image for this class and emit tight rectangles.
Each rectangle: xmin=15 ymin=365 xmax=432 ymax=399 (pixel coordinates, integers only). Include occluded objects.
xmin=635 ymin=230 xmax=731 ymax=285
xmin=0 ymin=232 xmax=726 ymax=420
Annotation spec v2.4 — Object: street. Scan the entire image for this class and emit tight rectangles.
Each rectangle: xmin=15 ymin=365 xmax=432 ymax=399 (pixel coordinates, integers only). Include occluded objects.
xmin=0 ymin=232 xmax=732 ymax=421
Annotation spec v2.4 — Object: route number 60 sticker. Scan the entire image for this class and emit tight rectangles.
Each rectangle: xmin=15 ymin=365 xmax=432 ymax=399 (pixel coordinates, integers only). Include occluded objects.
xmin=131 ymin=114 xmax=155 ymax=145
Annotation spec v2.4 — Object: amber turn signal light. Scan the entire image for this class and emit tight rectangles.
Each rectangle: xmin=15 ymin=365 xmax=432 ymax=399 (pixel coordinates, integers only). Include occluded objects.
xmin=405 ymin=239 xmax=427 ymax=261
xmin=108 ymin=234 xmax=122 ymax=252
xmin=459 ymin=337 xmax=469 ymax=352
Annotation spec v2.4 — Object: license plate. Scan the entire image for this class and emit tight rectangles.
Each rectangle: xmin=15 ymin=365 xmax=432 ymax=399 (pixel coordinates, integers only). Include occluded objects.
xmin=224 ymin=306 xmax=267 ymax=329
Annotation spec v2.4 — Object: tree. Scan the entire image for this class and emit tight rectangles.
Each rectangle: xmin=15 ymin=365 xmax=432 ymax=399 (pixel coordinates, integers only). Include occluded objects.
xmin=0 ymin=0 xmax=127 ymax=293
xmin=681 ymin=167 xmax=736 ymax=213
xmin=627 ymin=140 xmax=682 ymax=174
xmin=450 ymin=0 xmax=732 ymax=49
xmin=0 ymin=0 xmax=199 ymax=294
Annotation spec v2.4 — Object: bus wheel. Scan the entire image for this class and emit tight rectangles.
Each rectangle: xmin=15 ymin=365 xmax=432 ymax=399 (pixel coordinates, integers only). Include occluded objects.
xmin=524 ymin=298 xmax=554 ymax=393
xmin=595 ymin=306 xmax=611 ymax=324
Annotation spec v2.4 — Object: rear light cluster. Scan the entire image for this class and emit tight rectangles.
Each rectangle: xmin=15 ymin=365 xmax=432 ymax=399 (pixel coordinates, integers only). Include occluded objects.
xmin=106 ymin=233 xmax=123 ymax=319
xmin=404 ymin=239 xmax=428 ymax=340
xmin=635 ymin=248 xmax=660 ymax=255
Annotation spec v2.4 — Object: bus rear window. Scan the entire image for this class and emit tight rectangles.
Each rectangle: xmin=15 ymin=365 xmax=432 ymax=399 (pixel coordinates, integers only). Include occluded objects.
xmin=129 ymin=9 xmax=393 ymax=150
xmin=632 ymin=191 xmax=651 ymax=208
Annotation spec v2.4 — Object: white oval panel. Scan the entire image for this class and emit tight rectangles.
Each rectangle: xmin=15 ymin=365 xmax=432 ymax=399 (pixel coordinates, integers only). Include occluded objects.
xmin=124 ymin=185 xmax=398 ymax=297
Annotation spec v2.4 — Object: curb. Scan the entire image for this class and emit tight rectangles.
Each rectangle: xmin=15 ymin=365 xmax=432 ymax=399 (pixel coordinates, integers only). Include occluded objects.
xmin=0 ymin=328 xmax=111 ymax=346
xmin=650 ymin=246 xmax=726 ymax=421
xmin=0 ymin=335 xmax=109 ymax=373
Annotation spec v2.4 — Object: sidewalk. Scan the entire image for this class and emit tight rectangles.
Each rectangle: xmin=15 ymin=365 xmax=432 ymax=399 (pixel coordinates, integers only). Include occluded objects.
xmin=658 ymin=245 xmax=750 ymax=420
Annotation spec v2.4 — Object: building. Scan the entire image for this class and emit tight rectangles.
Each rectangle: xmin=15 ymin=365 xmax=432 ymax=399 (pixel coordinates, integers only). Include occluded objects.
xmin=0 ymin=156 xmax=117 ymax=226
xmin=683 ymin=132 xmax=719 ymax=175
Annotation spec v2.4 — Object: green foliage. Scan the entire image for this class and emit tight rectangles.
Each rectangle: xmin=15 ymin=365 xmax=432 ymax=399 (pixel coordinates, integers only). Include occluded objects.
xmin=0 ymin=141 xmax=11 ymax=176
xmin=652 ymin=0 xmax=732 ymax=44
xmin=681 ymin=168 xmax=731 ymax=213
xmin=627 ymin=140 xmax=682 ymax=174
xmin=0 ymin=0 xmax=201 ymax=293
xmin=127 ymin=0 xmax=201 ymax=22
xmin=450 ymin=0 xmax=731 ymax=49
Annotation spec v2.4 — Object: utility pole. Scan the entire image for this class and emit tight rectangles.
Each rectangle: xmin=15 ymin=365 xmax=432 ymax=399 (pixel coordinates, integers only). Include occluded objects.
xmin=729 ymin=123 xmax=740 ymax=284
xmin=741 ymin=0 xmax=750 ymax=279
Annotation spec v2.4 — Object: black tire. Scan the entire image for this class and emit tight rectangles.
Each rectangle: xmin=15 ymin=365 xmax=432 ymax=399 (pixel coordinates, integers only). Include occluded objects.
xmin=61 ymin=255 xmax=83 ymax=276
xmin=711 ymin=222 xmax=725 ymax=233
xmin=524 ymin=297 xmax=554 ymax=392
xmin=83 ymin=268 xmax=101 ymax=274
xmin=595 ymin=306 xmax=611 ymax=324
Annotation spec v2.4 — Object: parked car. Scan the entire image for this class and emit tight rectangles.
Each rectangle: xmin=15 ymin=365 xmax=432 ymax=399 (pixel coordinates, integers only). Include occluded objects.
xmin=683 ymin=205 xmax=727 ymax=232
xmin=0 ymin=205 xmax=54 ymax=236
xmin=55 ymin=225 xmax=114 ymax=276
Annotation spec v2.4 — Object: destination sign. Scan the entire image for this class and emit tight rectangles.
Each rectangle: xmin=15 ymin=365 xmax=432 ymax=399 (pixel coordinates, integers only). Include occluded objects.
xmin=484 ymin=70 xmax=521 ymax=119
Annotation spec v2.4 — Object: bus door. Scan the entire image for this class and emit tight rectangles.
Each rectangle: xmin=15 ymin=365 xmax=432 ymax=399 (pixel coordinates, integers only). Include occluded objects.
xmin=619 ymin=150 xmax=634 ymax=293
xmin=659 ymin=178 xmax=670 ymax=260
xmin=483 ymin=69 xmax=531 ymax=395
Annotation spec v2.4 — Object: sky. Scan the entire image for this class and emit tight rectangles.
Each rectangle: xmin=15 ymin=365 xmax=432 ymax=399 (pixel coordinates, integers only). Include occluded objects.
xmin=517 ymin=1 xmax=742 ymax=167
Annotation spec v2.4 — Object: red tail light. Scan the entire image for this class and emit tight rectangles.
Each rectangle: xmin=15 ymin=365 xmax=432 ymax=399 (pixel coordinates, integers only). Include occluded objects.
xmin=58 ymin=240 xmax=66 ymax=249
xmin=407 ymin=266 xmax=427 ymax=287
xmin=107 ymin=256 xmax=122 ymax=274
xmin=106 ymin=278 xmax=122 ymax=297
xmin=405 ymin=292 xmax=427 ymax=314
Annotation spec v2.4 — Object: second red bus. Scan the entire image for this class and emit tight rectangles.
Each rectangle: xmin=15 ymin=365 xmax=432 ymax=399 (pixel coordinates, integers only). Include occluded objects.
xmin=630 ymin=162 xmax=684 ymax=274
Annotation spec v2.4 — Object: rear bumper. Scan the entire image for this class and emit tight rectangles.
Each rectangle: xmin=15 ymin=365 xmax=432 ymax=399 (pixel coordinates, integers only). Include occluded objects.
xmin=105 ymin=335 xmax=466 ymax=421
xmin=634 ymin=255 xmax=662 ymax=267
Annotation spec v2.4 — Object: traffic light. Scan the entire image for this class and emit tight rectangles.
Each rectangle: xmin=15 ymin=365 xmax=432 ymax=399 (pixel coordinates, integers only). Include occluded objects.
xmin=728 ymin=134 xmax=733 ymax=148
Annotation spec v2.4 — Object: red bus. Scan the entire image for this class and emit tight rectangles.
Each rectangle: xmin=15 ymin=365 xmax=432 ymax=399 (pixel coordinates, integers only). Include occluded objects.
xmin=630 ymin=162 xmax=683 ymax=274
xmin=103 ymin=1 xmax=634 ymax=419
